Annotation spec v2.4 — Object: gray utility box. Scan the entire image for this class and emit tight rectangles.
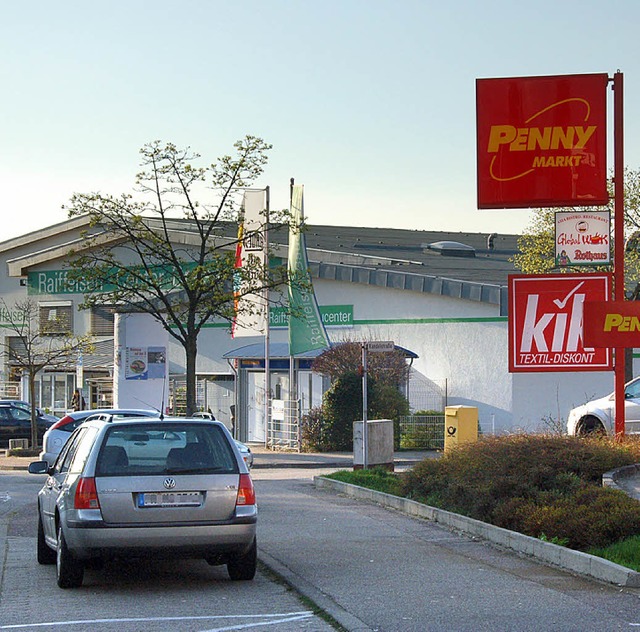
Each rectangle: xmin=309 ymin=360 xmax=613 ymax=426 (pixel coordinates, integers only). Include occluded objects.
xmin=353 ymin=419 xmax=394 ymax=471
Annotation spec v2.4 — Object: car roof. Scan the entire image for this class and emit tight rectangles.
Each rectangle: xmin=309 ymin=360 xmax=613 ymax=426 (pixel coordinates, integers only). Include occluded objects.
xmin=64 ymin=408 xmax=161 ymax=420
xmin=85 ymin=416 xmax=227 ymax=428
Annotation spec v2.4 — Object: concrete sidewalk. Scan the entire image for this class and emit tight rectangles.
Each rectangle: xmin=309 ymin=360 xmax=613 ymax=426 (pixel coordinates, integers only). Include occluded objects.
xmin=0 ymin=445 xmax=430 ymax=471
xmin=254 ymin=467 xmax=640 ymax=632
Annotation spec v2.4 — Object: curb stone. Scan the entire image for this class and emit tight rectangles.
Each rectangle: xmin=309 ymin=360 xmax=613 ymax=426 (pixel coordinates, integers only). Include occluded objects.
xmin=258 ymin=550 xmax=373 ymax=632
xmin=314 ymin=476 xmax=640 ymax=589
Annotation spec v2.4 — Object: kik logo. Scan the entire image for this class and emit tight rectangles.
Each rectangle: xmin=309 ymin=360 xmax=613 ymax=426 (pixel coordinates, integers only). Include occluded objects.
xmin=519 ymin=283 xmax=595 ymax=365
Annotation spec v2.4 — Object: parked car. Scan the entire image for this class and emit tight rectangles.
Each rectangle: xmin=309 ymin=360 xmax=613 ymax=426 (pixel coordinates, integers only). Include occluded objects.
xmin=0 ymin=403 xmax=56 ymax=448
xmin=190 ymin=411 xmax=253 ymax=468
xmin=567 ymin=377 xmax=640 ymax=436
xmin=39 ymin=409 xmax=160 ymax=466
xmin=29 ymin=416 xmax=257 ymax=588
xmin=1 ymin=399 xmax=59 ymax=424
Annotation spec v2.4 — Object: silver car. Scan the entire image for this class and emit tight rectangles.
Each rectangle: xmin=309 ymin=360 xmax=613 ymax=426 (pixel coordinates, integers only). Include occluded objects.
xmin=29 ymin=417 xmax=257 ymax=588
xmin=39 ymin=408 xmax=160 ymax=466
xmin=567 ymin=377 xmax=640 ymax=436
xmin=191 ymin=411 xmax=253 ymax=468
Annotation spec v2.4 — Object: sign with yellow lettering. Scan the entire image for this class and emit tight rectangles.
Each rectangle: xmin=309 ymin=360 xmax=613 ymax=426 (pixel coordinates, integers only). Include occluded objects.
xmin=583 ymin=301 xmax=640 ymax=348
xmin=476 ymin=73 xmax=608 ymax=209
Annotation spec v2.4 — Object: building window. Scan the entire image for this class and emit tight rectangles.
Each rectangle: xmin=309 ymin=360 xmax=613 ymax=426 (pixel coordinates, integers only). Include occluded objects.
xmin=6 ymin=336 xmax=27 ymax=365
xmin=91 ymin=306 xmax=115 ymax=336
xmin=39 ymin=302 xmax=73 ymax=336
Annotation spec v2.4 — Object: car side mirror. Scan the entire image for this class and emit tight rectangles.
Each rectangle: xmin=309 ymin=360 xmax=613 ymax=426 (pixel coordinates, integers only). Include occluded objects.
xmin=28 ymin=461 xmax=51 ymax=475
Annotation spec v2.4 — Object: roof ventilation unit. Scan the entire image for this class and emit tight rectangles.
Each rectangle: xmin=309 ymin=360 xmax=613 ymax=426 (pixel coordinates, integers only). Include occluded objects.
xmin=424 ymin=241 xmax=476 ymax=258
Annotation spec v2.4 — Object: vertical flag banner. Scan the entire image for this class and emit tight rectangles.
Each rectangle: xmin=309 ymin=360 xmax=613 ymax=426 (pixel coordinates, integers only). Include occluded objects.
xmin=232 ymin=190 xmax=267 ymax=337
xmin=288 ymin=185 xmax=330 ymax=355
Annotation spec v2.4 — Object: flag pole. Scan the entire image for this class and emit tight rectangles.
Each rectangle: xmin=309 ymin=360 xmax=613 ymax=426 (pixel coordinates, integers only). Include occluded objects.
xmin=289 ymin=178 xmax=296 ymax=449
xmin=264 ymin=186 xmax=271 ymax=449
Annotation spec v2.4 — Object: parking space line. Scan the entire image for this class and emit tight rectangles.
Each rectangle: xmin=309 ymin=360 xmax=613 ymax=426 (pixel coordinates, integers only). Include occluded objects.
xmin=0 ymin=612 xmax=315 ymax=630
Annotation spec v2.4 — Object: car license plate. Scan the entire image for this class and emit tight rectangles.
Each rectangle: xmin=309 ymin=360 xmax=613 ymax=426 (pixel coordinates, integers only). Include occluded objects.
xmin=137 ymin=491 xmax=202 ymax=508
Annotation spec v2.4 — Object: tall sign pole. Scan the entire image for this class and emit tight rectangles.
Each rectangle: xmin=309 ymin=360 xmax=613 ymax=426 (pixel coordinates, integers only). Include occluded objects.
xmin=361 ymin=343 xmax=368 ymax=469
xmin=613 ymin=72 xmax=625 ymax=437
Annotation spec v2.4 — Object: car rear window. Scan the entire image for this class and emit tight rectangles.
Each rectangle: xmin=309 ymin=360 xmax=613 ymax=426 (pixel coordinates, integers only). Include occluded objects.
xmin=95 ymin=423 xmax=238 ymax=477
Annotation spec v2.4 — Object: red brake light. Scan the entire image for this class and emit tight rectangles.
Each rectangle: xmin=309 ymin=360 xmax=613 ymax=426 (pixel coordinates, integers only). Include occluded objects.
xmin=236 ymin=473 xmax=256 ymax=506
xmin=75 ymin=477 xmax=100 ymax=510
xmin=49 ymin=415 xmax=76 ymax=431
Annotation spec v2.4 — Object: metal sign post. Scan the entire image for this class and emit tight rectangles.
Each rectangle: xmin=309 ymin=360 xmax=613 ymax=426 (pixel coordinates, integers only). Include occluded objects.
xmin=613 ymin=71 xmax=625 ymax=437
xmin=361 ymin=343 xmax=368 ymax=469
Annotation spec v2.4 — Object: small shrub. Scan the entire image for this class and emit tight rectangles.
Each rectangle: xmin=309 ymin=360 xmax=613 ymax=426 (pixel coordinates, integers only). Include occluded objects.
xmin=505 ymin=486 xmax=640 ymax=550
xmin=322 ymin=373 xmax=363 ymax=450
xmin=399 ymin=434 xmax=640 ymax=551
xmin=300 ymin=406 xmax=329 ymax=452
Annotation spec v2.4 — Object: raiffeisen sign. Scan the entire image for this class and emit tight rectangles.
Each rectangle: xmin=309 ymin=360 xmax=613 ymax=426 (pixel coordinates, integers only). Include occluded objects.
xmin=508 ymin=273 xmax=612 ymax=372
xmin=476 ymin=73 xmax=608 ymax=209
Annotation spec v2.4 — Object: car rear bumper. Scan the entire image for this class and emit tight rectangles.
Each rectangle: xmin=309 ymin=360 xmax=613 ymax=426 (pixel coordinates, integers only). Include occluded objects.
xmin=63 ymin=519 xmax=257 ymax=559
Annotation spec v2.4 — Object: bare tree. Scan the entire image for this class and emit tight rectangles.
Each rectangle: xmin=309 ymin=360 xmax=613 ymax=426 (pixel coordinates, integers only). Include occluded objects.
xmin=312 ymin=340 xmax=410 ymax=386
xmin=64 ymin=137 xmax=291 ymax=415
xmin=0 ymin=299 xmax=93 ymax=447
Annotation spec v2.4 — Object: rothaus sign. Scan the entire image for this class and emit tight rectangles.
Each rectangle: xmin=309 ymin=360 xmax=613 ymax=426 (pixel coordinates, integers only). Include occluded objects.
xmin=508 ymin=273 xmax=612 ymax=372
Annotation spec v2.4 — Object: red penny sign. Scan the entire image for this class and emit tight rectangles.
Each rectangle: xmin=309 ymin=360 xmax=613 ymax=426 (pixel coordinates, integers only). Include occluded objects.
xmin=477 ymin=73 xmax=609 ymax=209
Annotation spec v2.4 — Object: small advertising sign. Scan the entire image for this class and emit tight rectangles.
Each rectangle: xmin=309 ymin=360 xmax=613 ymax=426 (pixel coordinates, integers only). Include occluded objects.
xmin=509 ymin=273 xmax=612 ymax=372
xmin=583 ymin=301 xmax=640 ymax=348
xmin=477 ymin=73 xmax=608 ymax=209
xmin=125 ymin=347 xmax=148 ymax=381
xmin=555 ymin=211 xmax=610 ymax=267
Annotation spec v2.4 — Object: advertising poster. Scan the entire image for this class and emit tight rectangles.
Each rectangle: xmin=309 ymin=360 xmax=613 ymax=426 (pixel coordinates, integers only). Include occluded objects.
xmin=125 ymin=347 xmax=148 ymax=380
xmin=147 ymin=347 xmax=166 ymax=379
xmin=555 ymin=211 xmax=610 ymax=267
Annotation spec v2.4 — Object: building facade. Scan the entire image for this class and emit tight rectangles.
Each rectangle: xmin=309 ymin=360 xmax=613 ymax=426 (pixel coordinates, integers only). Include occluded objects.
xmin=0 ymin=215 xmax=622 ymax=439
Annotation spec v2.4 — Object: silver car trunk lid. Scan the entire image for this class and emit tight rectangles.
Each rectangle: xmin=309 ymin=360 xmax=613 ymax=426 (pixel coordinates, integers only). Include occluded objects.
xmin=96 ymin=473 xmax=241 ymax=524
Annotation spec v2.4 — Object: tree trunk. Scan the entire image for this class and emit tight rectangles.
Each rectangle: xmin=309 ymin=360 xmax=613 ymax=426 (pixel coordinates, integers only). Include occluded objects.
xmin=29 ymin=374 xmax=38 ymax=449
xmin=185 ymin=337 xmax=198 ymax=416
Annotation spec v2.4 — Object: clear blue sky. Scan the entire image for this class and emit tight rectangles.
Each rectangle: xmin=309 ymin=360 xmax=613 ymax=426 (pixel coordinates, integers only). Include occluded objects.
xmin=1 ymin=0 xmax=638 ymax=240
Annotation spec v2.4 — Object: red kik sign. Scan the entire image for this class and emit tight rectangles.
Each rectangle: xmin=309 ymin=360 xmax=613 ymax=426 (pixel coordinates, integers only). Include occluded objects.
xmin=509 ymin=274 xmax=612 ymax=372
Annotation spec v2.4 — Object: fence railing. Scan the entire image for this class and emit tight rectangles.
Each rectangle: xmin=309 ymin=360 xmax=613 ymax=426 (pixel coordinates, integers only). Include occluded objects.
xmin=399 ymin=414 xmax=445 ymax=450
xmin=267 ymin=399 xmax=300 ymax=451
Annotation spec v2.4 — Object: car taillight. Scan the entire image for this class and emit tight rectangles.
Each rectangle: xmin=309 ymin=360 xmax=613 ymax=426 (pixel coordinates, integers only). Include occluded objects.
xmin=75 ymin=477 xmax=100 ymax=510
xmin=49 ymin=415 xmax=76 ymax=432
xmin=236 ymin=473 xmax=256 ymax=506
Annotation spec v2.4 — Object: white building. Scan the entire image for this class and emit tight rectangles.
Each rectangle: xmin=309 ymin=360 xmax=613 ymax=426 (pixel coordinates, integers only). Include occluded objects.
xmin=0 ymin=215 xmax=620 ymax=439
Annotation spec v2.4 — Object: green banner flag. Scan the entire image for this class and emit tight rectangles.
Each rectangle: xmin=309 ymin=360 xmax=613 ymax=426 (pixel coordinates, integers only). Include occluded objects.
xmin=288 ymin=185 xmax=330 ymax=356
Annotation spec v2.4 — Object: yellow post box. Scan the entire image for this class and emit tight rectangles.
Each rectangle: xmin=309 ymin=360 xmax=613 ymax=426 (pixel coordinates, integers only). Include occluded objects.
xmin=444 ymin=406 xmax=478 ymax=452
